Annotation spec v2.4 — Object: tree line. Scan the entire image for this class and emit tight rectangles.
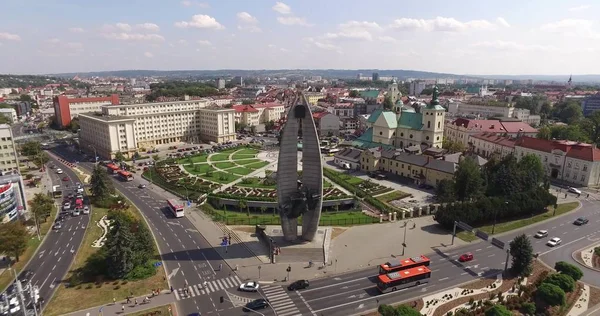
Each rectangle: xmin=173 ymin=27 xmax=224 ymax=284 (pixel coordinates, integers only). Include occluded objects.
xmin=146 ymin=81 xmax=223 ymax=101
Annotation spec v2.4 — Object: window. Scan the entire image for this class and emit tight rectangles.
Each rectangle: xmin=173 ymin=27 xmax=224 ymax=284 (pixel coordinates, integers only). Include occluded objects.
xmin=436 ymin=136 xmax=440 ymax=141
xmin=583 ymin=164 xmax=588 ymax=171
xmin=427 ymin=121 xmax=431 ymax=128
xmin=581 ymin=175 xmax=586 ymax=182
xmin=401 ymin=133 xmax=404 ymax=137
xmin=379 ymin=131 xmax=382 ymax=135
xmin=568 ymin=162 xmax=572 ymax=168
xmin=426 ymin=136 xmax=430 ymax=140
xmin=575 ymin=162 xmax=580 ymax=169
xmin=438 ymin=122 xmax=441 ymax=128
xmin=409 ymin=134 xmax=413 ymax=139
xmin=544 ymin=156 xmax=548 ymax=162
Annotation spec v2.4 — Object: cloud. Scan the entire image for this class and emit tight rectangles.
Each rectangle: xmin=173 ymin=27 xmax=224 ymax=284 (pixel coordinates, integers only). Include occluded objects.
xmin=0 ymin=32 xmax=21 ymax=41
xmin=144 ymin=52 xmax=154 ymax=58
xmin=238 ymin=25 xmax=262 ymax=32
xmin=272 ymin=2 xmax=292 ymax=14
xmin=102 ymin=33 xmax=165 ymax=41
xmin=115 ymin=23 xmax=132 ymax=32
xmin=471 ymin=40 xmax=556 ymax=51
xmin=323 ymin=20 xmax=383 ymax=41
xmin=69 ymin=27 xmax=85 ymax=33
xmin=175 ymin=15 xmax=225 ymax=30
xmin=378 ymin=36 xmax=397 ymax=42
xmin=45 ymin=38 xmax=61 ymax=44
xmin=136 ymin=23 xmax=160 ymax=32
xmin=389 ymin=16 xmax=496 ymax=32
xmin=197 ymin=40 xmax=212 ymax=46
xmin=540 ymin=19 xmax=599 ymax=38
xmin=177 ymin=39 xmax=189 ymax=45
xmin=304 ymin=37 xmax=341 ymax=53
xmin=277 ymin=16 xmax=312 ymax=26
xmin=569 ymin=5 xmax=591 ymax=11
xmin=237 ymin=12 xmax=258 ymax=24
xmin=496 ymin=17 xmax=510 ymax=28
xmin=181 ymin=1 xmax=209 ymax=8
xmin=66 ymin=42 xmax=84 ymax=50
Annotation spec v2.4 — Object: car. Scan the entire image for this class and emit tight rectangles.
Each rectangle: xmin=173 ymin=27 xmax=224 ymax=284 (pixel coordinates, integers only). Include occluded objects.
xmin=62 ymin=177 xmax=69 ymax=181
xmin=375 ymin=174 xmax=387 ymax=180
xmin=574 ymin=217 xmax=589 ymax=226
xmin=547 ymin=237 xmax=562 ymax=247
xmin=534 ymin=230 xmax=548 ymax=238
xmin=287 ymin=280 xmax=309 ymax=291
xmin=568 ymin=187 xmax=582 ymax=195
xmin=72 ymin=209 xmax=80 ymax=216
xmin=19 ymin=270 xmax=34 ymax=284
xmin=53 ymin=222 xmax=62 ymax=230
xmin=63 ymin=202 xmax=71 ymax=210
xmin=75 ymin=182 xmax=82 ymax=188
xmin=76 ymin=187 xmax=84 ymax=194
xmin=243 ymin=299 xmax=269 ymax=312
xmin=238 ymin=281 xmax=260 ymax=292
xmin=458 ymin=252 xmax=474 ymax=262
xmin=56 ymin=169 xmax=63 ymax=174
xmin=82 ymin=206 xmax=90 ymax=214
xmin=138 ymin=184 xmax=146 ymax=189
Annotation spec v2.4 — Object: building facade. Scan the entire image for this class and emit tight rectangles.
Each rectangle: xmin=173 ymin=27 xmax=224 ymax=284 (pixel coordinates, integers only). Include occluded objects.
xmin=0 ymin=108 xmax=17 ymax=123
xmin=198 ymin=107 xmax=236 ymax=143
xmin=409 ymin=81 xmax=427 ymax=96
xmin=233 ymin=103 xmax=286 ymax=127
xmin=333 ymin=147 xmax=362 ymax=169
xmin=515 ymin=136 xmax=600 ymax=187
xmin=0 ymin=175 xmax=28 ymax=223
xmin=581 ymin=94 xmax=600 ymax=117
xmin=312 ymin=112 xmax=340 ymax=136
xmin=0 ymin=125 xmax=18 ymax=173
xmin=447 ymin=101 xmax=513 ymax=118
xmin=305 ymin=92 xmax=325 ymax=106
xmin=445 ymin=118 xmax=538 ymax=147
xmin=468 ymin=133 xmax=516 ymax=159
xmin=53 ymin=94 xmax=120 ymax=128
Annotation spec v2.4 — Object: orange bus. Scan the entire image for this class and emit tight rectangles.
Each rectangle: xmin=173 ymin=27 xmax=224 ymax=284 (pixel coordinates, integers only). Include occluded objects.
xmin=117 ymin=170 xmax=134 ymax=181
xmin=376 ymin=266 xmax=431 ymax=293
xmin=378 ymin=255 xmax=430 ymax=275
xmin=106 ymin=164 xmax=120 ymax=174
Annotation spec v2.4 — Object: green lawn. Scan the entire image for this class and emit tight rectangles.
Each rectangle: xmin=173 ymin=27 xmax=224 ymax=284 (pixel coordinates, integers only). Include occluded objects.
xmin=232 ymin=154 xmax=257 ymax=160
xmin=235 ymin=159 xmax=262 ymax=165
xmin=177 ymin=155 xmax=208 ymax=164
xmin=127 ymin=304 xmax=174 ymax=316
xmin=209 ymin=153 xmax=230 ymax=162
xmin=457 ymin=202 xmax=580 ymax=242
xmin=377 ymin=190 xmax=411 ymax=202
xmin=214 ymin=162 xmax=236 ymax=169
xmin=235 ymin=148 xmax=259 ymax=155
xmin=326 ymin=170 xmax=364 ymax=185
xmin=203 ymin=207 xmax=377 ymax=226
xmin=228 ymin=167 xmax=254 ymax=175
xmin=183 ymin=164 xmax=213 ymax=175
xmin=245 ymin=161 xmax=270 ymax=170
xmin=198 ymin=171 xmax=241 ymax=183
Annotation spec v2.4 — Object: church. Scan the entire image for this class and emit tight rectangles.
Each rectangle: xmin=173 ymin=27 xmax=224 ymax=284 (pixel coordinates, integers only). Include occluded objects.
xmin=354 ymin=85 xmax=446 ymax=150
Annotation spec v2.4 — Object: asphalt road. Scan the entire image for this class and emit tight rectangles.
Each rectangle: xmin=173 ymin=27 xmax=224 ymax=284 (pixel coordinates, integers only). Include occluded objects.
xmin=51 ymin=145 xmax=246 ymax=316
xmin=6 ymin=155 xmax=90 ymax=315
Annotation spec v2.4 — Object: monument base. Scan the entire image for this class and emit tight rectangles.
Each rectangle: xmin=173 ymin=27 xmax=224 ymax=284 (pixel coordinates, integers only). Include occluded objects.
xmin=234 ymin=225 xmax=331 ymax=264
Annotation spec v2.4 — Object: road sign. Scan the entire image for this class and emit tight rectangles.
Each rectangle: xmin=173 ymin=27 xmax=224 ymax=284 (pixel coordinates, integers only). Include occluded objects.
xmin=153 ymin=262 xmax=162 ymax=267
xmin=475 ymin=230 xmax=489 ymax=241
xmin=491 ymin=238 xmax=505 ymax=249
xmin=456 ymin=221 xmax=474 ymax=232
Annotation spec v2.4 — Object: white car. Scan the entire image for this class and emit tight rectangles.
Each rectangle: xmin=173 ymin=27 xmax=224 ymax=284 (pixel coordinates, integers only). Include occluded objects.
xmin=547 ymin=237 xmax=562 ymax=247
xmin=238 ymin=281 xmax=260 ymax=292
xmin=82 ymin=206 xmax=90 ymax=214
xmin=534 ymin=230 xmax=548 ymax=238
xmin=63 ymin=202 xmax=71 ymax=210
xmin=56 ymin=169 xmax=63 ymax=174
xmin=568 ymin=187 xmax=582 ymax=195
xmin=72 ymin=209 xmax=80 ymax=216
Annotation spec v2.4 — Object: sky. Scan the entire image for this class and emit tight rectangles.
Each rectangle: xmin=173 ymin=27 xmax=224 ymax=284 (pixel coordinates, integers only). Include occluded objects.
xmin=1 ymin=0 xmax=600 ymax=76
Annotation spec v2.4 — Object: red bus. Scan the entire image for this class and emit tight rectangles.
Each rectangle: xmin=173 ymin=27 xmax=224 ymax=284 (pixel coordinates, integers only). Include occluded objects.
xmin=75 ymin=199 xmax=83 ymax=209
xmin=377 ymin=266 xmax=431 ymax=293
xmin=106 ymin=164 xmax=120 ymax=174
xmin=117 ymin=170 xmax=134 ymax=181
xmin=379 ymin=255 xmax=430 ymax=275
xmin=167 ymin=199 xmax=185 ymax=218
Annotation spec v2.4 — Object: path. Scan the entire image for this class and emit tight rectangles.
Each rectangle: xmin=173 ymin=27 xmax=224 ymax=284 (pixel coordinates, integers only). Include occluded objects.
xmin=64 ymin=291 xmax=175 ymax=316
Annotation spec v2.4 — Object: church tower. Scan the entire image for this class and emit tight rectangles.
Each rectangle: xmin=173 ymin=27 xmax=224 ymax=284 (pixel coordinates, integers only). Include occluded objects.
xmin=421 ymin=86 xmax=446 ymax=148
xmin=387 ymin=79 xmax=401 ymax=105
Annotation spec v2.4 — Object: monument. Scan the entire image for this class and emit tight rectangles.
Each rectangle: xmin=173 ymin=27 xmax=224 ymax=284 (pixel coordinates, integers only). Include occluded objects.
xmin=277 ymin=93 xmax=323 ymax=242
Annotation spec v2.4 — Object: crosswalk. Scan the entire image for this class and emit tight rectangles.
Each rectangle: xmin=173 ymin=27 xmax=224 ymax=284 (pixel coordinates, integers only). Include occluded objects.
xmin=174 ymin=275 xmax=242 ymax=300
xmin=261 ymin=285 xmax=302 ymax=316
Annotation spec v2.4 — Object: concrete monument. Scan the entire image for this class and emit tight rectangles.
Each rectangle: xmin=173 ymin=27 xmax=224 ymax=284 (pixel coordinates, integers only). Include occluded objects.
xmin=277 ymin=93 xmax=323 ymax=242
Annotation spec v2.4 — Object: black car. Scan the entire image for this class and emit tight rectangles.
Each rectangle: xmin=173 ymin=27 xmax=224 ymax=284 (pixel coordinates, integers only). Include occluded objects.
xmin=287 ymin=280 xmax=309 ymax=291
xmin=574 ymin=217 xmax=589 ymax=226
xmin=19 ymin=270 xmax=34 ymax=284
xmin=243 ymin=299 xmax=269 ymax=312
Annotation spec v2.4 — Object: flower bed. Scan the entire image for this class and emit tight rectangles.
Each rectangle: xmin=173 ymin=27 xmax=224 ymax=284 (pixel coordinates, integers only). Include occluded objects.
xmin=217 ymin=186 xmax=351 ymax=201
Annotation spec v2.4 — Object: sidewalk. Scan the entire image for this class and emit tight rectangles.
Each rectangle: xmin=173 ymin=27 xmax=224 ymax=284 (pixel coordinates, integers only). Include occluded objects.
xmin=65 ymin=291 xmax=176 ymax=316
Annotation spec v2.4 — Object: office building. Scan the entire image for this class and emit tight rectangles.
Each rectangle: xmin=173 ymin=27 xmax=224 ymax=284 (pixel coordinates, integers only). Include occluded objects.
xmin=445 ymin=118 xmax=537 ymax=147
xmin=0 ymin=125 xmax=18 ymax=173
xmin=0 ymin=108 xmax=17 ymax=123
xmin=410 ymin=81 xmax=427 ymax=96
xmin=581 ymin=94 xmax=600 ymax=117
xmin=0 ymin=174 xmax=27 ymax=223
xmin=217 ymin=78 xmax=226 ymax=89
xmin=53 ymin=94 xmax=120 ymax=128
xmin=372 ymin=73 xmax=380 ymax=81
xmin=233 ymin=103 xmax=285 ymax=127
xmin=78 ymin=99 xmax=236 ymax=159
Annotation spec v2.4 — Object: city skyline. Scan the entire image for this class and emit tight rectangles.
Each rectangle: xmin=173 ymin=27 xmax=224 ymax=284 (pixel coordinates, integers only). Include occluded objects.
xmin=1 ymin=0 xmax=600 ymax=75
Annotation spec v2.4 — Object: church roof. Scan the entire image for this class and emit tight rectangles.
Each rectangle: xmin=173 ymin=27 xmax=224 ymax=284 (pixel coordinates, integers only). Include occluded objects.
xmin=359 ymin=90 xmax=380 ymax=99
xmin=380 ymin=111 xmax=398 ymax=128
xmin=367 ymin=109 xmax=383 ymax=123
xmin=398 ymin=111 xmax=423 ymax=130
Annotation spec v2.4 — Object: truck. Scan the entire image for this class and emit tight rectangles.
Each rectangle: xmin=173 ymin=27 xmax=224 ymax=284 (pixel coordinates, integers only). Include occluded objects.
xmin=52 ymin=185 xmax=62 ymax=198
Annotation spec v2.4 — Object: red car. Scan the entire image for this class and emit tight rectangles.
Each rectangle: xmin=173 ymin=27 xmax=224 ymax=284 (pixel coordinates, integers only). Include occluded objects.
xmin=62 ymin=177 xmax=69 ymax=181
xmin=459 ymin=253 xmax=473 ymax=262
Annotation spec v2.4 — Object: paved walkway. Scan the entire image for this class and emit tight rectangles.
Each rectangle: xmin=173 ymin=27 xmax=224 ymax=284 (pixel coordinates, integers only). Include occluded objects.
xmin=65 ymin=291 xmax=175 ymax=316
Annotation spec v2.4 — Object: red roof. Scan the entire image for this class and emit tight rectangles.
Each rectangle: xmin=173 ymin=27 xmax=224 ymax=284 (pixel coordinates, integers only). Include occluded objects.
xmin=470 ymin=133 xmax=516 ymax=148
xmin=451 ymin=118 xmax=537 ymax=134
xmin=233 ymin=105 xmax=259 ymax=113
xmin=253 ymin=103 xmax=283 ymax=109
xmin=515 ymin=136 xmax=600 ymax=162
xmin=313 ymin=112 xmax=330 ymax=119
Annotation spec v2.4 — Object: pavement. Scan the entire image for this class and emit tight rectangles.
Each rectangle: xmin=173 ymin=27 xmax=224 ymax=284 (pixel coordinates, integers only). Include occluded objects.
xmin=65 ymin=290 xmax=174 ymax=316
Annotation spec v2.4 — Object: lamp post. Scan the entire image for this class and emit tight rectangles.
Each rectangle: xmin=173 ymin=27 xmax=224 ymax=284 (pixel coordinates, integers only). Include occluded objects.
xmin=402 ymin=220 xmax=413 ymax=256
xmin=88 ymin=144 xmax=98 ymax=163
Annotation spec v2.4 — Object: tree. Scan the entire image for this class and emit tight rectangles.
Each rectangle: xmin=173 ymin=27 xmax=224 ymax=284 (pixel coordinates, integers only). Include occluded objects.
xmin=383 ymin=96 xmax=393 ymax=110
xmin=442 ymin=138 xmax=465 ymax=153
xmin=520 ymin=302 xmax=536 ymax=315
xmin=435 ymin=179 xmax=455 ymax=203
xmin=249 ymin=125 xmax=257 ymax=135
xmin=152 ymin=154 xmax=160 ymax=162
xmin=543 ymin=273 xmax=575 ymax=292
xmin=537 ymin=126 xmax=551 ymax=140
xmin=68 ymin=118 xmax=80 ymax=133
xmin=130 ymin=220 xmax=154 ymax=267
xmin=235 ymin=122 xmax=248 ymax=132
xmin=580 ymin=111 xmax=600 ymax=145
xmin=0 ymin=221 xmax=29 ymax=262
xmin=552 ymin=100 xmax=583 ymax=124
xmin=518 ymin=154 xmax=545 ymax=187
xmin=454 ymin=157 xmax=483 ymax=201
xmin=0 ymin=114 xmax=11 ymax=125
xmin=264 ymin=120 xmax=275 ymax=131
xmin=509 ymin=234 xmax=533 ymax=276
xmin=349 ymin=90 xmax=359 ymax=98
xmin=536 ymin=283 xmax=566 ymax=307
xmin=485 ymin=305 xmax=512 ymax=316
xmin=21 ymin=141 xmax=42 ymax=156
xmin=377 ymin=304 xmax=420 ymax=316
xmin=377 ymin=305 xmax=397 ymax=316
xmin=554 ymin=261 xmax=583 ymax=281
xmin=114 ymin=152 xmax=125 ymax=162
xmin=90 ymin=165 xmax=114 ymax=200
xmin=104 ymin=214 xmax=136 ymax=279
xmin=30 ymin=193 xmax=53 ymax=230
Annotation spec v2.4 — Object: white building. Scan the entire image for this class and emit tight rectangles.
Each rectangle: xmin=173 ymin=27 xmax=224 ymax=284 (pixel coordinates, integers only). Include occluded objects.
xmin=78 ymin=99 xmax=236 ymax=159
xmin=0 ymin=108 xmax=17 ymax=123
xmin=0 ymin=174 xmax=28 ymax=223
xmin=217 ymin=78 xmax=226 ymax=89
xmin=0 ymin=125 xmax=18 ymax=173
xmin=512 ymin=108 xmax=541 ymax=126
xmin=409 ymin=81 xmax=426 ymax=96
xmin=333 ymin=148 xmax=362 ymax=170
xmin=313 ymin=112 xmax=340 ymax=136
xmin=447 ymin=101 xmax=514 ymax=118
xmin=233 ymin=103 xmax=286 ymax=127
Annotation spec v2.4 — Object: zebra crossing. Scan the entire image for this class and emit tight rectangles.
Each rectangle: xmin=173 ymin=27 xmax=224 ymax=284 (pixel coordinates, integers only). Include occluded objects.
xmin=174 ymin=275 xmax=242 ymax=300
xmin=261 ymin=285 xmax=302 ymax=316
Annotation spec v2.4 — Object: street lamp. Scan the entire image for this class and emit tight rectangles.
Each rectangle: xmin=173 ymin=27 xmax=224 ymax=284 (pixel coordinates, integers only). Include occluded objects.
xmin=88 ymin=144 xmax=98 ymax=163
xmin=402 ymin=220 xmax=413 ymax=256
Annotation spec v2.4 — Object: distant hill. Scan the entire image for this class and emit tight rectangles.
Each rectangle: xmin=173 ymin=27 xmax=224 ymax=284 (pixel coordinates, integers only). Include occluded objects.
xmin=468 ymin=74 xmax=600 ymax=83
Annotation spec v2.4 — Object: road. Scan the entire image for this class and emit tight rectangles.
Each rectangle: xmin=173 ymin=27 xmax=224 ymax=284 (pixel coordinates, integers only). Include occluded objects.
xmin=51 ymin=145 xmax=250 ymax=316
xmin=4 ymin=155 xmax=89 ymax=315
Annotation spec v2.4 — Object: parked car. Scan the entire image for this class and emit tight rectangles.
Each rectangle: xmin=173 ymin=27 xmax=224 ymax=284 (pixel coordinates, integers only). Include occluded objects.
xmin=534 ymin=230 xmax=548 ymax=238
xmin=53 ymin=222 xmax=62 ymax=230
xmin=238 ymin=281 xmax=260 ymax=292
xmin=287 ymin=280 xmax=309 ymax=291
xmin=574 ymin=217 xmax=589 ymax=226
xmin=458 ymin=253 xmax=474 ymax=262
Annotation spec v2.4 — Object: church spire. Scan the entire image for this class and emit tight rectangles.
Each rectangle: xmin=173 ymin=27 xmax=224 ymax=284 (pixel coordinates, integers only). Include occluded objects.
xmin=430 ymin=85 xmax=440 ymax=106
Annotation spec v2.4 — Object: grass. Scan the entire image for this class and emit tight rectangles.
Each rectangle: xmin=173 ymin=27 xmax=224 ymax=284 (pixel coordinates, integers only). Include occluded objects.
xmin=326 ymin=170 xmax=364 ymax=185
xmin=214 ymin=162 xmax=236 ymax=169
xmin=205 ymin=208 xmax=378 ymax=226
xmin=235 ymin=159 xmax=262 ymax=165
xmin=43 ymin=204 xmax=168 ymax=316
xmin=228 ymin=167 xmax=254 ymax=175
xmin=183 ymin=163 xmax=213 ymax=175
xmin=127 ymin=304 xmax=174 ymax=316
xmin=209 ymin=153 xmax=230 ymax=162
xmin=376 ymin=190 xmax=411 ymax=202
xmin=245 ymin=161 xmax=270 ymax=170
xmin=456 ymin=202 xmax=580 ymax=242
xmin=232 ymin=154 xmax=257 ymax=160
xmin=0 ymin=204 xmax=58 ymax=291
xmin=198 ymin=171 xmax=241 ymax=184
xmin=237 ymin=177 xmax=333 ymax=189
xmin=234 ymin=148 xmax=259 ymax=155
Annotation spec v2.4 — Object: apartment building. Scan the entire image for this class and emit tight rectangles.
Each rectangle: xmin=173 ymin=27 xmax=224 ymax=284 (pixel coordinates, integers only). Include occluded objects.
xmin=468 ymin=133 xmax=516 ymax=159
xmin=515 ymin=136 xmax=600 ymax=187
xmin=210 ymin=95 xmax=234 ymax=106
xmin=305 ymin=92 xmax=326 ymax=106
xmin=233 ymin=103 xmax=285 ymax=126
xmin=512 ymin=108 xmax=541 ymax=126
xmin=78 ymin=99 xmax=236 ymax=159
xmin=313 ymin=112 xmax=340 ymax=136
xmin=0 ymin=108 xmax=17 ymax=123
xmin=445 ymin=118 xmax=537 ymax=147
xmin=0 ymin=125 xmax=18 ymax=173
xmin=0 ymin=174 xmax=28 ymax=223
xmin=447 ymin=101 xmax=514 ymax=118
xmin=327 ymin=103 xmax=354 ymax=118
xmin=53 ymin=94 xmax=120 ymax=128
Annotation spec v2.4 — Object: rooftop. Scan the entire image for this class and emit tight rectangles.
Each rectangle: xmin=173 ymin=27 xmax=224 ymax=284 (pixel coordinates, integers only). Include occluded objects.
xmin=80 ymin=112 xmax=136 ymax=122
xmin=515 ymin=136 xmax=600 ymax=162
xmin=470 ymin=132 xmax=517 ymax=148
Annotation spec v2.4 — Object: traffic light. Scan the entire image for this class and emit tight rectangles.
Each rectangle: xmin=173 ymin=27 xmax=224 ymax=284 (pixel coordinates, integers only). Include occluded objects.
xmin=220 ymin=296 xmax=224 ymax=303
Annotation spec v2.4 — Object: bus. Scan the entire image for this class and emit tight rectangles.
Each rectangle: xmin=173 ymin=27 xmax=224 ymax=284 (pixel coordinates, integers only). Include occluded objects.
xmin=117 ymin=170 xmax=134 ymax=181
xmin=167 ymin=199 xmax=185 ymax=218
xmin=379 ymin=255 xmax=430 ymax=275
xmin=106 ymin=164 xmax=120 ymax=174
xmin=75 ymin=198 xmax=83 ymax=209
xmin=376 ymin=266 xmax=431 ymax=293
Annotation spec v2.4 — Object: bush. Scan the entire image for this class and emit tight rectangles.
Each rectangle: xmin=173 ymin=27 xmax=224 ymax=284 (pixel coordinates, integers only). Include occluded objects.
xmin=543 ymin=273 xmax=575 ymax=292
xmin=555 ymin=261 xmax=584 ymax=281
xmin=377 ymin=304 xmax=396 ymax=316
xmin=536 ymin=283 xmax=566 ymax=307
xmin=126 ymin=261 xmax=157 ymax=280
xmin=484 ymin=305 xmax=512 ymax=316
xmin=520 ymin=302 xmax=536 ymax=315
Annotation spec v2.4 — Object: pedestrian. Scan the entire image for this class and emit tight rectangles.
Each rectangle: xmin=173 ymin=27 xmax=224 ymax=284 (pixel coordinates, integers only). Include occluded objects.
xmin=134 ymin=298 xmax=138 ymax=305
xmin=126 ymin=297 xmax=131 ymax=304
xmin=170 ymin=286 xmax=174 ymax=293
xmin=113 ymin=297 xmax=116 ymax=305
xmin=121 ymin=305 xmax=125 ymax=312
xmin=219 ymin=263 xmax=222 ymax=270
